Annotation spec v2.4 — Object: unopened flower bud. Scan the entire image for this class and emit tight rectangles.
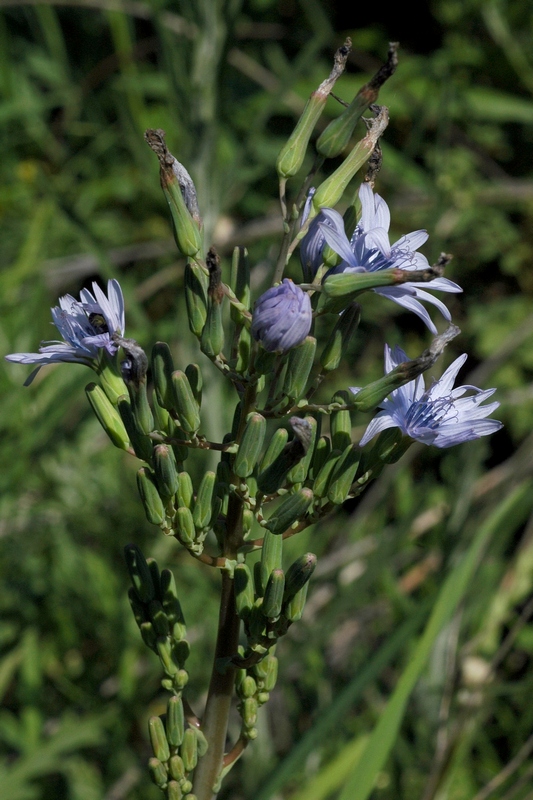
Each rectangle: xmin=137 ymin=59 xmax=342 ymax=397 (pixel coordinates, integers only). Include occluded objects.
xmin=252 ymin=279 xmax=312 ymax=354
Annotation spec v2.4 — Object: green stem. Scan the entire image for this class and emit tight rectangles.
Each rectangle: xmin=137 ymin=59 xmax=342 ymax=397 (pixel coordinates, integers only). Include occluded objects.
xmin=192 ymin=570 xmax=241 ymax=800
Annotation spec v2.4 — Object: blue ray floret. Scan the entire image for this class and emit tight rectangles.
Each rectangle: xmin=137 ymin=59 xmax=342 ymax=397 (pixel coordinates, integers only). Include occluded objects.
xmin=300 ymin=182 xmax=462 ymax=333
xmin=354 ymin=345 xmax=503 ymax=448
xmin=5 ymin=279 xmax=125 ymax=377
xmin=251 ymin=278 xmax=312 ymax=353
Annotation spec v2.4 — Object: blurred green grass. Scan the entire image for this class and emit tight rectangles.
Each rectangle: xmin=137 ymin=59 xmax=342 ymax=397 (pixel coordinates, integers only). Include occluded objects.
xmin=1 ymin=1 xmax=533 ymax=799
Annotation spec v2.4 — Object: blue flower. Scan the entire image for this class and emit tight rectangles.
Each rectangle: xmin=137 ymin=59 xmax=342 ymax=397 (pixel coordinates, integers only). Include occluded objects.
xmin=6 ymin=279 xmax=125 ymax=377
xmin=301 ymin=182 xmax=462 ymax=333
xmin=354 ymin=345 xmax=503 ymax=448
xmin=251 ymin=279 xmax=312 ymax=353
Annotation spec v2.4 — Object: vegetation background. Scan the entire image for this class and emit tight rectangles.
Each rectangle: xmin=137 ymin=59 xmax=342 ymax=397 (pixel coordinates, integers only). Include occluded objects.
xmin=1 ymin=1 xmax=533 ymax=799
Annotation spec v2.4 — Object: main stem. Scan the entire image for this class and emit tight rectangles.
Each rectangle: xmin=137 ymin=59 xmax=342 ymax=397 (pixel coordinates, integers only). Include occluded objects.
xmin=192 ymin=568 xmax=240 ymax=800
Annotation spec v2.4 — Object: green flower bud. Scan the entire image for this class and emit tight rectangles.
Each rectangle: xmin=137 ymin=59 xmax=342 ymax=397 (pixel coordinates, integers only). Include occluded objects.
xmin=319 ymin=303 xmax=361 ymax=372
xmin=117 ymin=396 xmax=153 ymax=462
xmin=148 ymin=757 xmax=168 ymax=789
xmin=192 ymin=471 xmax=216 ymax=530
xmin=234 ymin=564 xmax=255 ymax=621
xmin=160 ymin=569 xmax=186 ymax=636
xmin=124 ymin=543 xmax=155 ymax=602
xmin=264 ymin=656 xmax=279 ymax=692
xmin=242 ymin=507 xmax=254 ymax=536
xmin=151 ymin=342 xmax=175 ymax=411
xmin=137 ymin=467 xmax=166 ymax=526
xmin=185 ymin=364 xmax=203 ymax=406
xmin=85 ymin=383 xmax=130 ymax=450
xmin=192 ymin=727 xmax=208 ymax=757
xmin=182 ymin=786 xmax=193 ymax=798
xmin=265 ymin=487 xmax=314 ymax=535
xmin=234 ymin=413 xmax=267 ymax=478
xmin=128 ymin=586 xmax=147 ymax=629
xmin=166 ymin=696 xmax=185 ymax=748
xmin=148 ymin=715 xmax=171 ymax=763
xmin=257 ymin=431 xmax=306 ymax=495
xmin=283 ymin=552 xmax=317 ymax=607
xmin=257 ymin=691 xmax=270 ymax=705
xmin=312 ymin=448 xmax=341 ymax=498
xmin=262 ymin=569 xmax=285 ymax=619
xmin=323 ymin=267 xmax=410 ymax=300
xmin=184 ymin=262 xmax=208 ymax=337
xmin=176 ymin=506 xmax=196 ymax=546
xmin=144 ymin=130 xmax=203 ymax=258
xmin=327 ymin=444 xmax=361 ymax=504
xmin=282 ymin=336 xmax=316 ymax=401
xmin=168 ymin=755 xmax=186 ymax=782
xmin=260 ymin=530 xmax=283 ymax=595
xmin=148 ymin=599 xmax=170 ymax=637
xmin=286 ymin=415 xmax=318 ymax=484
xmin=140 ymin=620 xmax=158 ymax=651
xmin=312 ymin=106 xmax=389 ymax=209
xmin=153 ymin=444 xmax=179 ymax=498
xmin=331 ymin=391 xmax=352 ymax=451
xmin=317 ymin=43 xmax=398 ymax=159
xmin=125 ymin=377 xmax=154 ymax=436
xmin=240 ymin=675 xmax=257 ymax=698
xmin=167 ymin=780 xmax=183 ymax=800
xmin=178 ymin=472 xmax=194 ymax=509
xmin=285 ymin=582 xmax=309 ymax=622
xmin=311 ymin=435 xmax=331 ymax=478
xmin=276 ymin=40 xmax=351 ymax=178
xmin=260 ymin=428 xmax=289 ymax=472
xmin=171 ymin=371 xmax=201 ymax=433
xmin=242 ymin=696 xmax=258 ymax=728
xmin=230 ymin=246 xmax=251 ymax=321
xmin=200 ymin=296 xmax=225 ymax=357
xmin=157 ymin=637 xmax=180 ymax=677
xmin=180 ymin=727 xmax=198 ymax=772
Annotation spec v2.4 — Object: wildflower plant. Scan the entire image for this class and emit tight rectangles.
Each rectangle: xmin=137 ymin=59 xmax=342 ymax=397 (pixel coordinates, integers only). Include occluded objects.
xmin=6 ymin=40 xmax=502 ymax=800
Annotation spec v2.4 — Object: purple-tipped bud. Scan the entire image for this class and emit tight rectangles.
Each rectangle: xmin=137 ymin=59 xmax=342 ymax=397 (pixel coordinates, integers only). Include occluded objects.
xmin=251 ymin=279 xmax=312 ymax=354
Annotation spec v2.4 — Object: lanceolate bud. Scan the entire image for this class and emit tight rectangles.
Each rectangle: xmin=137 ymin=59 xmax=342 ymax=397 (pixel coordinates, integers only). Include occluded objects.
xmin=311 ymin=435 xmax=331 ymax=478
xmin=327 ymin=444 xmax=360 ymax=504
xmin=276 ymin=39 xmax=351 ymax=178
xmin=185 ymin=364 xmax=203 ymax=406
xmin=282 ymin=336 xmax=316 ymax=401
xmin=184 ymin=262 xmax=208 ymax=336
xmin=176 ymin=506 xmax=196 ymax=546
xmin=287 ymin=416 xmax=317 ymax=484
xmin=86 ymin=383 xmax=130 ymax=451
xmin=331 ymin=391 xmax=352 ymax=451
xmin=166 ymin=696 xmax=185 ymax=747
xmin=148 ymin=758 xmax=168 ymax=789
xmin=312 ymin=106 xmax=389 ymax=210
xmin=117 ymin=396 xmax=153 ymax=462
xmin=148 ymin=715 xmax=171 ymax=763
xmin=319 ymin=303 xmax=361 ymax=372
xmin=180 ymin=728 xmax=198 ymax=773
xmin=178 ymin=472 xmax=194 ymax=508
xmin=152 ymin=342 xmax=175 ymax=410
xmin=153 ymin=444 xmax=179 ymax=498
xmin=192 ymin=471 xmax=216 ymax=530
xmin=283 ymin=552 xmax=317 ymax=606
xmin=167 ymin=781 xmax=183 ymax=800
xmin=230 ymin=246 xmax=251 ymax=322
xmin=144 ymin=129 xmax=203 ymax=258
xmin=265 ymin=487 xmax=313 ymax=535
xmin=260 ymin=529 xmax=283 ymax=594
xmin=262 ymin=569 xmax=285 ymax=619
xmin=171 ymin=371 xmax=201 ymax=433
xmin=234 ymin=563 xmax=255 ymax=621
xmin=124 ymin=543 xmax=156 ymax=602
xmin=316 ymin=43 xmax=398 ymax=159
xmin=137 ymin=467 xmax=167 ymax=526
xmin=234 ymin=413 xmax=267 ymax=478
xmin=312 ymin=448 xmax=341 ymax=498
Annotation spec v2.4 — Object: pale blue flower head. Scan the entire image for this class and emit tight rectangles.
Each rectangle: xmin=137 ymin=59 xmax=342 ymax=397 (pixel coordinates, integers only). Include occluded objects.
xmin=6 ymin=279 xmax=125 ymax=379
xmin=302 ymin=182 xmax=462 ymax=333
xmin=251 ymin=279 xmax=312 ymax=353
xmin=354 ymin=345 xmax=503 ymax=448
